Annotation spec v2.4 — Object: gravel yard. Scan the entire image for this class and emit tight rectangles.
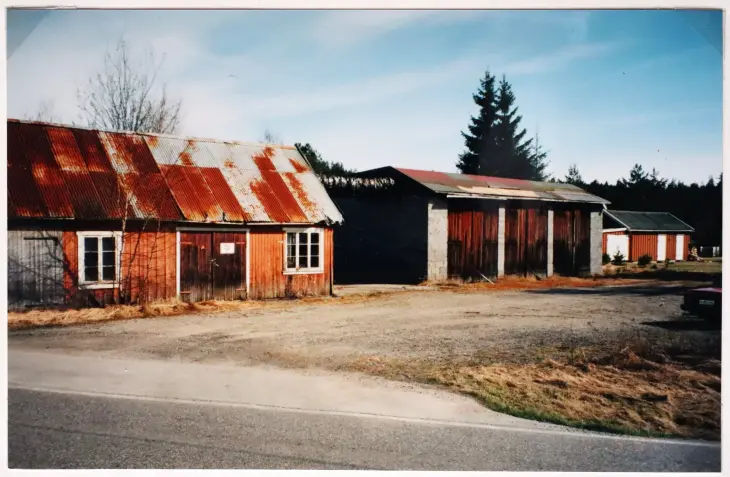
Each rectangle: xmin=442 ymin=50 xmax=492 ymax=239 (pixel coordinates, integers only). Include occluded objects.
xmin=9 ymin=282 xmax=717 ymax=368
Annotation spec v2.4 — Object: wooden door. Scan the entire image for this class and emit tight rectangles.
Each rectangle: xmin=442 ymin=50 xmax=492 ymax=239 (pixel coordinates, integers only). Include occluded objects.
xmin=179 ymin=231 xmax=247 ymax=302
xmin=211 ymin=232 xmax=247 ymax=301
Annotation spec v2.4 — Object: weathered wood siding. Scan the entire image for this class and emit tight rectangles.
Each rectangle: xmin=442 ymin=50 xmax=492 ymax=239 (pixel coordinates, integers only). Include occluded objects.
xmin=504 ymin=203 xmax=549 ymax=276
xmin=8 ymin=230 xmax=65 ymax=309
xmin=447 ymin=200 xmax=499 ymax=279
xmin=179 ymin=231 xmax=247 ymax=302
xmin=62 ymin=229 xmax=177 ymax=306
xmin=248 ymin=227 xmax=333 ymax=299
xmin=553 ymin=207 xmax=591 ymax=275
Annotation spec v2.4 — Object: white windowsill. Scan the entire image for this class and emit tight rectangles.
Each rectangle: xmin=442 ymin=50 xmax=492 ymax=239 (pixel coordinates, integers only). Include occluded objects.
xmin=79 ymin=282 xmax=119 ymax=290
xmin=283 ymin=269 xmax=325 ymax=276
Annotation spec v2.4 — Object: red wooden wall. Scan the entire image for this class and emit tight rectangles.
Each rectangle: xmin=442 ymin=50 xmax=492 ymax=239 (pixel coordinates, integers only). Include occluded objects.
xmin=248 ymin=227 xmax=333 ymax=300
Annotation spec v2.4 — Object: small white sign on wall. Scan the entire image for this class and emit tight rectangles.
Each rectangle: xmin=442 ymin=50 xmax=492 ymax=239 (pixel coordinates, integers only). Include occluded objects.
xmin=220 ymin=242 xmax=235 ymax=255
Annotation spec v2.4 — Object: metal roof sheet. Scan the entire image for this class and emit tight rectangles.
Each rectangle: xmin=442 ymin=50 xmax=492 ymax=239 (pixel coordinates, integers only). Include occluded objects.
xmin=605 ymin=209 xmax=694 ymax=232
xmin=392 ymin=168 xmax=609 ymax=204
xmin=7 ymin=119 xmax=343 ymax=225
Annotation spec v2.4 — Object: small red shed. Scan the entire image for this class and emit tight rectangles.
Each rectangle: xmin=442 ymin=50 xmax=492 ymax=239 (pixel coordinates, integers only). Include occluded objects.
xmin=7 ymin=119 xmax=343 ymax=309
xmin=602 ymin=210 xmax=694 ymax=262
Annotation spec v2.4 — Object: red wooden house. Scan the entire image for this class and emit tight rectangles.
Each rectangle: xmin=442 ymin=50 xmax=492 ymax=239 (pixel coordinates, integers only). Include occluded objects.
xmin=602 ymin=210 xmax=694 ymax=262
xmin=7 ymin=119 xmax=343 ymax=309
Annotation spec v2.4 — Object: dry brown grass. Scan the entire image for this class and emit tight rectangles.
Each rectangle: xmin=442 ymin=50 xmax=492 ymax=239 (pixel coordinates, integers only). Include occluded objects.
xmin=7 ymin=299 xmax=266 ymax=330
xmin=423 ymin=275 xmax=646 ymax=293
xmin=342 ymin=340 xmax=721 ymax=440
xmin=7 ymin=290 xmax=408 ymax=330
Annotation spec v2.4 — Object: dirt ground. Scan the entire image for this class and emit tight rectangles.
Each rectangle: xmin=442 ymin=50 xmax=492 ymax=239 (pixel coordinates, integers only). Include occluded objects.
xmin=9 ymin=282 xmax=718 ymax=368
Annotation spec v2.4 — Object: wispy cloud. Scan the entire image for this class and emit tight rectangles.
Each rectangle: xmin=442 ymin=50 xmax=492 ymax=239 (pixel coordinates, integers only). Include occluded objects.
xmin=236 ymin=56 xmax=485 ymax=119
xmin=308 ymin=10 xmax=489 ymax=49
xmin=503 ymin=41 xmax=622 ymax=76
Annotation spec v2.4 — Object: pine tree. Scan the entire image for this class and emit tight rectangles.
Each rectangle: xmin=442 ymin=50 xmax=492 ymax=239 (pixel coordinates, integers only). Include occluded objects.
xmin=526 ymin=130 xmax=550 ymax=181
xmin=294 ymin=142 xmax=355 ymax=177
xmin=456 ymin=70 xmax=498 ymax=175
xmin=565 ymin=164 xmax=583 ymax=185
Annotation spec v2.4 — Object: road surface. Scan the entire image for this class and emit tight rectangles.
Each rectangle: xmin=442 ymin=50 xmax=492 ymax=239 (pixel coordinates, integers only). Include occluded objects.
xmin=8 ymin=349 xmax=721 ymax=471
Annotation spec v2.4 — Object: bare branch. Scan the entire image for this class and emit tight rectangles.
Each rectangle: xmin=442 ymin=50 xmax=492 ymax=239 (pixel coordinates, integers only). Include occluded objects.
xmin=76 ymin=38 xmax=182 ymax=134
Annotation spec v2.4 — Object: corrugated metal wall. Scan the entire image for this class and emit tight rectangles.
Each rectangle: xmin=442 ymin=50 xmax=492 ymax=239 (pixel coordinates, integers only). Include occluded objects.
xmin=504 ymin=203 xmax=549 ymax=276
xmin=8 ymin=230 xmax=65 ymax=309
xmin=447 ymin=200 xmax=499 ymax=279
xmin=248 ymin=227 xmax=333 ymax=299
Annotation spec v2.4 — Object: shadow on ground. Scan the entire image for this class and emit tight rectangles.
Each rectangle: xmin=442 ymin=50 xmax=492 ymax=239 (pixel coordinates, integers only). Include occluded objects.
xmin=642 ymin=318 xmax=721 ymax=332
xmin=524 ymin=285 xmax=693 ymax=297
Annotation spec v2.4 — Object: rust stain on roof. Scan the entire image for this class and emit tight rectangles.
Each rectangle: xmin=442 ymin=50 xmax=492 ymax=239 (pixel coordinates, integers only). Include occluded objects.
xmin=7 ymin=119 xmax=343 ymax=224
xmin=283 ymin=172 xmax=317 ymax=216
xmin=289 ymin=158 xmax=309 ymax=173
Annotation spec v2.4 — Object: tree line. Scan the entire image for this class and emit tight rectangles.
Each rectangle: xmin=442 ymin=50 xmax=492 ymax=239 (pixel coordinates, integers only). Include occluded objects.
xmin=565 ymin=163 xmax=722 ymax=246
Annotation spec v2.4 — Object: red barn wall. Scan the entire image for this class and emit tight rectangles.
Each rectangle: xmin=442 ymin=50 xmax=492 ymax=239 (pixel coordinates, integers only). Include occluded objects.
xmin=63 ymin=228 xmax=177 ymax=306
xmin=447 ymin=200 xmax=500 ymax=279
xmin=248 ymin=227 xmax=333 ymax=300
xmin=629 ymin=233 xmax=658 ymax=262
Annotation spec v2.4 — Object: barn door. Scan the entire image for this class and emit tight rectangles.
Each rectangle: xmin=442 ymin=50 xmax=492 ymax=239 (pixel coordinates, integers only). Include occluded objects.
xmin=211 ymin=232 xmax=247 ymax=301
xmin=180 ymin=231 xmax=247 ymax=302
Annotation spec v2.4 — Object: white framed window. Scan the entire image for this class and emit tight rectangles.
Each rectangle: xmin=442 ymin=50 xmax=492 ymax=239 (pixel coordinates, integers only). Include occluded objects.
xmin=77 ymin=231 xmax=122 ymax=289
xmin=283 ymin=228 xmax=324 ymax=274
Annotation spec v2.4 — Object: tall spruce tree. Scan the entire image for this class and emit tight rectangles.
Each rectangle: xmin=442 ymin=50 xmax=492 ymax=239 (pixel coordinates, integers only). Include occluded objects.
xmin=492 ymin=76 xmax=542 ymax=179
xmin=456 ymin=70 xmax=498 ymax=175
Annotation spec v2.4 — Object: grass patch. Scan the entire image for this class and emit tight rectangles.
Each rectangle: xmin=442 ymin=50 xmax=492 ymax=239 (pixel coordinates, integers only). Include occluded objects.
xmin=342 ymin=336 xmax=721 ymax=441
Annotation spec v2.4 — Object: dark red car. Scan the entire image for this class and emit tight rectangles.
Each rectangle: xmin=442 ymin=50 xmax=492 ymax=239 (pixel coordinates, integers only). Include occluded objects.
xmin=681 ymin=286 xmax=722 ymax=320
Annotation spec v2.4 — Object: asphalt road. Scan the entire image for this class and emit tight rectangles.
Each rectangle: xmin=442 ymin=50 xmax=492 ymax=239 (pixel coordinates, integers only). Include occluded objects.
xmin=8 ymin=388 xmax=721 ymax=471
xmin=7 ymin=348 xmax=722 ymax=471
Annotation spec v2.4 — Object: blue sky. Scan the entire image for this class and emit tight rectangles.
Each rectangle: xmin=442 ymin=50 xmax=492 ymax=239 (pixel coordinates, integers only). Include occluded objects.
xmin=6 ymin=9 xmax=723 ymax=184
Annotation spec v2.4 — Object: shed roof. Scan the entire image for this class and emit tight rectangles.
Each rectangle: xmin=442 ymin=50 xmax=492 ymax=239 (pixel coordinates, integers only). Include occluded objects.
xmin=358 ymin=167 xmax=609 ymax=204
xmin=604 ymin=209 xmax=694 ymax=233
xmin=7 ymin=119 xmax=343 ymax=225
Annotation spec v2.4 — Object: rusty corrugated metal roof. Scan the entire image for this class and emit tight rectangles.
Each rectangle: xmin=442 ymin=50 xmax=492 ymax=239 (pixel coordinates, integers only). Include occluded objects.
xmin=7 ymin=119 xmax=344 ymax=224
xmin=390 ymin=168 xmax=610 ymax=205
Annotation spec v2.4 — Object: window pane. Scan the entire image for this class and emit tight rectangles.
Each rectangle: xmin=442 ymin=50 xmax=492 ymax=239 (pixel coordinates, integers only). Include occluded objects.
xmin=285 ymin=233 xmax=297 ymax=268
xmin=85 ymin=265 xmax=99 ymax=282
xmin=298 ymin=233 xmax=309 ymax=268
xmin=102 ymin=237 xmax=115 ymax=252
xmin=311 ymin=232 xmax=320 ymax=245
xmin=85 ymin=248 xmax=99 ymax=279
xmin=310 ymin=254 xmax=320 ymax=269
xmin=102 ymin=265 xmax=115 ymax=281
xmin=84 ymin=237 xmax=98 ymax=252
xmin=102 ymin=251 xmax=115 ymax=266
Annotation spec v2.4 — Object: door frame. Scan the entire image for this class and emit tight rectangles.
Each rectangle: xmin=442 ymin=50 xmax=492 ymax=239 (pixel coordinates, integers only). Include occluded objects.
xmin=176 ymin=227 xmax=250 ymax=299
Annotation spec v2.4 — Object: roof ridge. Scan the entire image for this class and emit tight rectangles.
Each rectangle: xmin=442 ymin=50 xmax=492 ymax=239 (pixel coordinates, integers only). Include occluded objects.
xmin=7 ymin=118 xmax=297 ymax=150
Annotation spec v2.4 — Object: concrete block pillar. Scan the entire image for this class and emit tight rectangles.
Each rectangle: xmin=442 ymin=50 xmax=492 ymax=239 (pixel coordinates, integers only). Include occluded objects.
xmin=547 ymin=208 xmax=554 ymax=277
xmin=497 ymin=206 xmax=506 ymax=277
xmin=589 ymin=210 xmax=603 ymax=275
xmin=427 ymin=198 xmax=448 ymax=281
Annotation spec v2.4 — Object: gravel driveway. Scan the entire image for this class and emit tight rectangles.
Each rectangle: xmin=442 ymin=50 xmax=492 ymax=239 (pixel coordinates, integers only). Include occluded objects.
xmin=9 ymin=282 xmax=719 ymax=368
